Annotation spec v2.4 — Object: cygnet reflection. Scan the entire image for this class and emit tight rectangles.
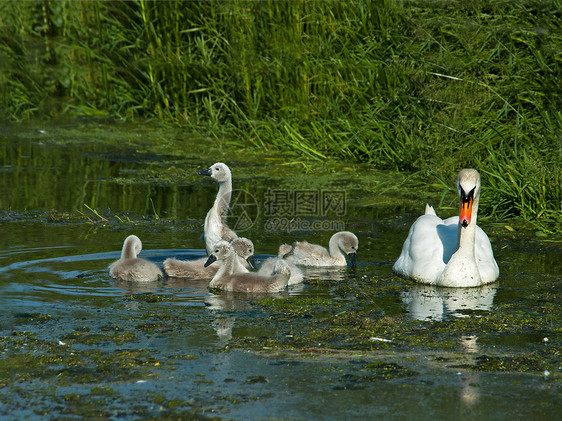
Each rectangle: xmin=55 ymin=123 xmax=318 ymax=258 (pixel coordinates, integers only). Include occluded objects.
xmin=113 ymin=278 xmax=160 ymax=294
xmin=297 ymin=265 xmax=348 ymax=281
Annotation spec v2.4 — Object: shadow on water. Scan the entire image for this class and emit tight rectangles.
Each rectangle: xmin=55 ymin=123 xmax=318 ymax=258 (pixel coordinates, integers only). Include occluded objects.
xmin=0 ymin=130 xmax=560 ymax=419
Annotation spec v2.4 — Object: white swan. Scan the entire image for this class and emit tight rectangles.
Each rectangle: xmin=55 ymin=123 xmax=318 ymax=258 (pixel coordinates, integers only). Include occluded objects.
xmin=278 ymin=231 xmax=358 ymax=267
xmin=109 ymin=235 xmax=162 ymax=282
xmin=206 ymin=241 xmax=290 ymax=293
xmin=393 ymin=169 xmax=499 ymax=287
xmin=163 ymin=237 xmax=255 ymax=279
xmin=197 ymin=162 xmax=238 ymax=255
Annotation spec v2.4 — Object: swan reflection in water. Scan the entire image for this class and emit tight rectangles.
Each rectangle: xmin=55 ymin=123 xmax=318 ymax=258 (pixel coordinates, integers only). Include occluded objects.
xmin=402 ymin=283 xmax=499 ymax=408
xmin=401 ymin=282 xmax=498 ymax=322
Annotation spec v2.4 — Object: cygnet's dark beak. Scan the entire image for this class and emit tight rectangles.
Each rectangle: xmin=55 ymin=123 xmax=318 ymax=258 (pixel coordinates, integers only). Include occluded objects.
xmin=348 ymin=252 xmax=357 ymax=267
xmin=204 ymin=254 xmax=217 ymax=267
xmin=246 ymin=255 xmax=256 ymax=270
xmin=198 ymin=167 xmax=212 ymax=176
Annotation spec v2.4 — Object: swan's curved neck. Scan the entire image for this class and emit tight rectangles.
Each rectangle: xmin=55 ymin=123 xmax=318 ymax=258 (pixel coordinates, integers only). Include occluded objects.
xmin=456 ymin=222 xmax=476 ymax=259
xmin=439 ymin=190 xmax=482 ymax=286
xmin=457 ymin=191 xmax=479 ymax=254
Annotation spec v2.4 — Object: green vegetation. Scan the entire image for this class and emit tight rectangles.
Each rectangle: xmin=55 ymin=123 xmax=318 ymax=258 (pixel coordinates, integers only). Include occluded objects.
xmin=228 ymin=274 xmax=561 ymax=375
xmin=0 ymin=0 xmax=560 ymax=230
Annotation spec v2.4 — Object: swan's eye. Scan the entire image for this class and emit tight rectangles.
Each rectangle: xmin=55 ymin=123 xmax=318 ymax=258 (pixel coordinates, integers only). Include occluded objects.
xmin=215 ymin=167 xmax=220 ymax=171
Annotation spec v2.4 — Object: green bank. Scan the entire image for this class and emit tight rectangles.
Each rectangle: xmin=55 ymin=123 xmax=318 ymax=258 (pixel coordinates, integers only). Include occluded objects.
xmin=0 ymin=0 xmax=560 ymax=231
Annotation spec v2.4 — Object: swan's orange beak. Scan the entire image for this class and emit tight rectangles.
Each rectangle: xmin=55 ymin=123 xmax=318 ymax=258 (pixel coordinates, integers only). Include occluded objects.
xmin=460 ymin=199 xmax=472 ymax=228
xmin=459 ymin=187 xmax=475 ymax=228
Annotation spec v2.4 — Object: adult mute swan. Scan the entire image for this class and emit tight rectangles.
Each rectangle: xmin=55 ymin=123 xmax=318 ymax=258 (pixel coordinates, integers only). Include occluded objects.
xmin=197 ymin=162 xmax=238 ymax=255
xmin=393 ymin=169 xmax=499 ymax=287
xmin=109 ymin=235 xmax=163 ymax=282
xmin=278 ymin=231 xmax=358 ymax=267
xmin=163 ymin=237 xmax=256 ymax=279
xmin=206 ymin=241 xmax=290 ymax=293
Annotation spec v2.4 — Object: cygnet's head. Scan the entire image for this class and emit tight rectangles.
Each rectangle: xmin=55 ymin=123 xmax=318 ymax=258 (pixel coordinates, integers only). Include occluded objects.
xmin=333 ymin=231 xmax=358 ymax=266
xmin=457 ymin=169 xmax=481 ymax=228
xmin=204 ymin=240 xmax=234 ymax=267
xmin=231 ymin=237 xmax=256 ymax=269
xmin=197 ymin=162 xmax=232 ymax=183
xmin=122 ymin=235 xmax=142 ymax=259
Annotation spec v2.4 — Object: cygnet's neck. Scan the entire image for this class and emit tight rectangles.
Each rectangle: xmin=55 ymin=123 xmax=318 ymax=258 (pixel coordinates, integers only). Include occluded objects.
xmin=122 ymin=240 xmax=138 ymax=259
xmin=328 ymin=235 xmax=345 ymax=259
xmin=328 ymin=235 xmax=347 ymax=265
xmin=205 ymin=178 xmax=233 ymax=254
xmin=214 ymin=178 xmax=232 ymax=220
xmin=215 ymin=251 xmax=236 ymax=278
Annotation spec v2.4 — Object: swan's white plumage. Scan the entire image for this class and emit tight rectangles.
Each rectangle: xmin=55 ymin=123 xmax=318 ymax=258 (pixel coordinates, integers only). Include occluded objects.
xmin=393 ymin=169 xmax=499 ymax=287
xmin=393 ymin=213 xmax=497 ymax=285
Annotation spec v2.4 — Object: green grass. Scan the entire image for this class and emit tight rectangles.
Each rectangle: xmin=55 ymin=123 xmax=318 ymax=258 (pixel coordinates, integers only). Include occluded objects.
xmin=0 ymin=0 xmax=560 ymax=231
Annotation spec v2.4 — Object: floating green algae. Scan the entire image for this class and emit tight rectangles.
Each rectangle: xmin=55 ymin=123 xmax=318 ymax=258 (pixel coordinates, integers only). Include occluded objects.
xmin=225 ymin=272 xmax=560 ymax=378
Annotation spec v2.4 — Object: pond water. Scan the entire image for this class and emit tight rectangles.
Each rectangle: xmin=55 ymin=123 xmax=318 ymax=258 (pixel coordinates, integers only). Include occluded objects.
xmin=0 ymin=125 xmax=560 ymax=419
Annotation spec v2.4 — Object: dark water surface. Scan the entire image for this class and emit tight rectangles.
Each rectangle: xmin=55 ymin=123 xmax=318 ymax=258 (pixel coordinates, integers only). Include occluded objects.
xmin=0 ymin=127 xmax=560 ymax=419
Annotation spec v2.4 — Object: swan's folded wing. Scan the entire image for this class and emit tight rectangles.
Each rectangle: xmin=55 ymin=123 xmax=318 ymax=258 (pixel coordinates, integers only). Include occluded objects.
xmin=475 ymin=226 xmax=500 ymax=283
xmin=393 ymin=214 xmax=449 ymax=284
xmin=424 ymin=204 xmax=436 ymax=215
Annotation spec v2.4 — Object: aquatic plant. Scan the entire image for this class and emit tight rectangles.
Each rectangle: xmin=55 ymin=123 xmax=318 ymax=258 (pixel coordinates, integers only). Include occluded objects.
xmin=0 ymin=0 xmax=559 ymax=230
